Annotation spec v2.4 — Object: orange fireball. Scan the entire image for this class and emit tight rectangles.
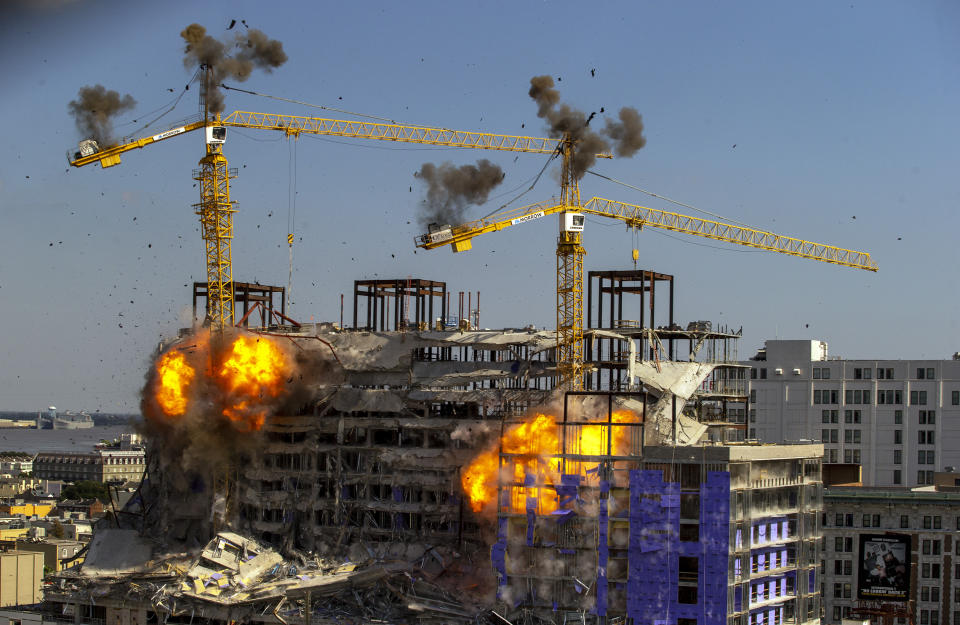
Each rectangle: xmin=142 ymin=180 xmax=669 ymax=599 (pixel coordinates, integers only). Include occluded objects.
xmin=215 ymin=334 xmax=290 ymax=430
xmin=155 ymin=350 xmax=195 ymax=417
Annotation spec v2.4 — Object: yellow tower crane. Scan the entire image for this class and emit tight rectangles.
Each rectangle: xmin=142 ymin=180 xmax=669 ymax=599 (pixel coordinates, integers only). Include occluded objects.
xmin=415 ymin=134 xmax=878 ymax=390
xmin=68 ymin=79 xmax=569 ymax=330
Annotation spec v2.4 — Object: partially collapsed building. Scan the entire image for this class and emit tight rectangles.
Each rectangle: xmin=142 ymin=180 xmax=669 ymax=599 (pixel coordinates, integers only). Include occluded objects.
xmin=40 ymin=271 xmax=824 ymax=625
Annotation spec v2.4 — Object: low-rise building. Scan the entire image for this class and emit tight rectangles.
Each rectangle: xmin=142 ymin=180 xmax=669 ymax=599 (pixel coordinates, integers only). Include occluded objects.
xmin=0 ymin=503 xmax=53 ymax=518
xmin=822 ymin=487 xmax=960 ymax=625
xmin=32 ymin=450 xmax=144 ymax=484
xmin=14 ymin=539 xmax=84 ymax=572
xmin=0 ymin=551 xmax=44 ymax=606
xmin=54 ymin=500 xmax=103 ymax=519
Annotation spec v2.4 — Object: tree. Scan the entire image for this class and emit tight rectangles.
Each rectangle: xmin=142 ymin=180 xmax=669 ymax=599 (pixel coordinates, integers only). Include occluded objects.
xmin=50 ymin=519 xmax=65 ymax=539
xmin=60 ymin=480 xmax=110 ymax=503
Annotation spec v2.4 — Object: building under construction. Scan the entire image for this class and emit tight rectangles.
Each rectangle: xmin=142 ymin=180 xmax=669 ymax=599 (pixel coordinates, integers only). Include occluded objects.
xmin=40 ymin=270 xmax=823 ymax=625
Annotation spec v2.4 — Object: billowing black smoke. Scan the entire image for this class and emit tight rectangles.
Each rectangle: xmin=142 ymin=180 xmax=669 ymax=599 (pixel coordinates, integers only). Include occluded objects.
xmin=67 ymin=84 xmax=137 ymax=146
xmin=180 ymin=23 xmax=287 ymax=113
xmin=528 ymin=75 xmax=646 ymax=178
xmin=415 ymin=159 xmax=505 ymax=228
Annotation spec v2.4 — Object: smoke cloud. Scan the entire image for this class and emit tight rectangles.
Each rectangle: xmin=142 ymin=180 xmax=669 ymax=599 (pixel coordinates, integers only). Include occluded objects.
xmin=415 ymin=159 xmax=505 ymax=228
xmin=67 ymin=84 xmax=136 ymax=146
xmin=180 ymin=23 xmax=287 ymax=113
xmin=604 ymin=106 xmax=647 ymax=157
xmin=528 ymin=75 xmax=646 ymax=178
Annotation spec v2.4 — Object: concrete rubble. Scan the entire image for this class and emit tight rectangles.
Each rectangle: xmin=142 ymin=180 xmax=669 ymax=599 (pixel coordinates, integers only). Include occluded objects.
xmin=49 ymin=528 xmax=498 ymax=624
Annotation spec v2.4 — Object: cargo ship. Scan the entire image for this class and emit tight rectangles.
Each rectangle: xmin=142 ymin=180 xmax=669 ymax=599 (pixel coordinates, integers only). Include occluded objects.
xmin=36 ymin=406 xmax=94 ymax=430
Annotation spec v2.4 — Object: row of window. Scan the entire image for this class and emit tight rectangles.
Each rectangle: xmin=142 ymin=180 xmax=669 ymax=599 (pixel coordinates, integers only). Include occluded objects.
xmin=814 ymin=389 xmax=934 ymax=405
xmin=812 ymin=367 xmax=940 ymax=380
xmin=824 ymin=513 xmax=957 ymax=530
xmin=819 ymin=429 xmax=864 ymax=444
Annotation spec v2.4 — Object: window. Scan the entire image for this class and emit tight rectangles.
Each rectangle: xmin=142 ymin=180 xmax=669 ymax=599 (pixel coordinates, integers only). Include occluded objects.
xmin=933 ymin=540 xmax=941 ymax=555
xmin=878 ymin=389 xmax=903 ymax=404
xmin=900 ymin=514 xmax=909 ymax=528
xmin=845 ymin=514 xmax=854 ymax=527
xmin=760 ymin=368 xmax=767 ymax=379
xmin=894 ymin=470 xmax=902 ymax=485
xmin=894 ymin=409 xmax=903 ymax=424
xmin=812 ymin=368 xmax=820 ymax=380
xmin=931 ymin=587 xmax=940 ymax=602
xmin=952 ymin=390 xmax=959 ymax=405
xmin=894 ymin=450 xmax=902 ymax=464
xmin=923 ymin=516 xmax=932 ymax=529
xmin=822 ymin=410 xmax=830 ymax=424
xmin=823 ymin=368 xmax=831 ymax=379
xmin=822 ymin=429 xmax=830 ymax=443
xmin=833 ymin=582 xmax=842 ymax=598
xmin=894 ymin=430 xmax=903 ymax=444
xmin=923 ymin=539 xmax=931 ymax=555
xmin=864 ymin=368 xmax=872 ymax=379
xmin=750 ymin=390 xmax=756 ymax=404
xmin=927 ymin=367 xmax=935 ymax=379
xmin=834 ymin=536 xmax=843 ymax=551
xmin=934 ymin=516 xmax=941 ymax=529
xmin=911 ymin=390 xmax=928 ymax=405
xmin=919 ymin=450 xmax=928 ymax=465
xmin=834 ymin=559 xmax=843 ymax=574
xmin=854 ymin=368 xmax=862 ymax=379
xmin=878 ymin=368 xmax=886 ymax=379
xmin=835 ymin=513 xmax=843 ymax=527
xmin=928 ymin=451 xmax=936 ymax=465
xmin=918 ymin=367 xmax=926 ymax=379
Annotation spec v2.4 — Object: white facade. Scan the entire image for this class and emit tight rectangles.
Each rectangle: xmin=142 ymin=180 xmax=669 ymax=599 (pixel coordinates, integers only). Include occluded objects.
xmin=742 ymin=340 xmax=960 ymax=487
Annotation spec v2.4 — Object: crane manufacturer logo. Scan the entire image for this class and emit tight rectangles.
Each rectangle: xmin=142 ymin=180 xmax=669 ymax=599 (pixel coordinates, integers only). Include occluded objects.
xmin=152 ymin=127 xmax=187 ymax=141
xmin=511 ymin=211 xmax=545 ymax=226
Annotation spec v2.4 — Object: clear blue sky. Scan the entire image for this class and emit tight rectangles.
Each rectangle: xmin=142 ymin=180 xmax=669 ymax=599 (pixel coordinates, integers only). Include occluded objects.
xmin=1 ymin=0 xmax=958 ymax=412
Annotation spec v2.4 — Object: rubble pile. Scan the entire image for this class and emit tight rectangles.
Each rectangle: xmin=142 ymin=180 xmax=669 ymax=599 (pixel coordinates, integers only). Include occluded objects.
xmin=47 ymin=529 xmax=500 ymax=625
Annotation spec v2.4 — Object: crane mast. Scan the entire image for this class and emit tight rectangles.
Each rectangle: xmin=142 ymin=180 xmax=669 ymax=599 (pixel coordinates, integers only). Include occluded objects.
xmin=557 ymin=137 xmax=586 ymax=390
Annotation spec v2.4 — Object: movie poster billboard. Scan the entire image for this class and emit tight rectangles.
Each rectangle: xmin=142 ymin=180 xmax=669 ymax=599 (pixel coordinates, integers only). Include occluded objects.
xmin=857 ymin=534 xmax=911 ymax=601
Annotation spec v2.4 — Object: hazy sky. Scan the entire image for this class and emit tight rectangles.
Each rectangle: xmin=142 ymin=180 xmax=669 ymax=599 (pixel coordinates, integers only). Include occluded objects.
xmin=1 ymin=1 xmax=958 ymax=412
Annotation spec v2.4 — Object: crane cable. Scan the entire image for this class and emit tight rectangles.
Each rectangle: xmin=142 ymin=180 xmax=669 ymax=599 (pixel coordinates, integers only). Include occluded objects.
xmin=482 ymin=148 xmax=559 ymax=219
xmin=120 ymin=68 xmax=200 ymax=140
xmin=221 ymin=83 xmax=404 ymax=125
xmin=287 ymin=135 xmax=297 ymax=312
xmin=585 ymin=169 xmax=756 ymax=229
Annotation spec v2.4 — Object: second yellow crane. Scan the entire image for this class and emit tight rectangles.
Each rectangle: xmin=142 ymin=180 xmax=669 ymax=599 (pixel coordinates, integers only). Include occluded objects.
xmin=416 ymin=134 xmax=878 ymax=390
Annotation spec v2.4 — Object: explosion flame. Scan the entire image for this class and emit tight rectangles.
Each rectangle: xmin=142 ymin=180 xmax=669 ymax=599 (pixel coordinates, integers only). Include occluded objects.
xmin=155 ymin=350 xmax=195 ymax=416
xmin=149 ymin=332 xmax=291 ymax=431
xmin=461 ymin=409 xmax=640 ymax=514
xmin=215 ymin=334 xmax=289 ymax=430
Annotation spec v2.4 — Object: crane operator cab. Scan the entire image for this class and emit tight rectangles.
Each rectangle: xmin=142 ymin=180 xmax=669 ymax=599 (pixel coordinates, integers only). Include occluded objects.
xmin=206 ymin=126 xmax=227 ymax=145
xmin=561 ymin=212 xmax=585 ymax=233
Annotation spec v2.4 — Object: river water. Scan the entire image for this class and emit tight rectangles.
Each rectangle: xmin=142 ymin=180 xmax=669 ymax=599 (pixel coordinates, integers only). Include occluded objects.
xmin=0 ymin=425 xmax=135 ymax=455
